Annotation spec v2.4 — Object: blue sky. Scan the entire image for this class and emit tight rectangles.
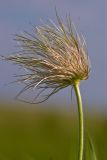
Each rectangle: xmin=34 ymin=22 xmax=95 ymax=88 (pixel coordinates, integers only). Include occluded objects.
xmin=0 ymin=0 xmax=107 ymax=110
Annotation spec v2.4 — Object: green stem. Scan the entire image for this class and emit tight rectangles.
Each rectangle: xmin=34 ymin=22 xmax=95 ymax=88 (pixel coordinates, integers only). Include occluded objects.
xmin=74 ymin=82 xmax=84 ymax=160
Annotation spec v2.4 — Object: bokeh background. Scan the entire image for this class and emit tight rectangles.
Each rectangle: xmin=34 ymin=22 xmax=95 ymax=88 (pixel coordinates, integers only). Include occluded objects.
xmin=0 ymin=0 xmax=107 ymax=159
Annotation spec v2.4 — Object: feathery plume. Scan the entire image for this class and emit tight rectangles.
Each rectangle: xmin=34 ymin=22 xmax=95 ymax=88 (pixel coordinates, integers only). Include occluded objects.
xmin=5 ymin=13 xmax=90 ymax=103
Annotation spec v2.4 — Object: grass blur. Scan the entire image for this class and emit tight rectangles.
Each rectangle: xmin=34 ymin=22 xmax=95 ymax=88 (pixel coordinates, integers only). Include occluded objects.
xmin=0 ymin=103 xmax=106 ymax=160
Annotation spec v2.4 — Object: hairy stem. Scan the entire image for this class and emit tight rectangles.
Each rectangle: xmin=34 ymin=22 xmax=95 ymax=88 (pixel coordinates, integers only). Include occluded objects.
xmin=74 ymin=82 xmax=84 ymax=160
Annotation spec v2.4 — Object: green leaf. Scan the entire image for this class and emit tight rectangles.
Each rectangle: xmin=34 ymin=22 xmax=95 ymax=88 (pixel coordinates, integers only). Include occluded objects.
xmin=87 ymin=133 xmax=97 ymax=160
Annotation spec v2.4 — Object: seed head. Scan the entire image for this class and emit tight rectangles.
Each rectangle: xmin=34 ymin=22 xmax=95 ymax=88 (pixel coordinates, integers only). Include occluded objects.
xmin=5 ymin=13 xmax=90 ymax=103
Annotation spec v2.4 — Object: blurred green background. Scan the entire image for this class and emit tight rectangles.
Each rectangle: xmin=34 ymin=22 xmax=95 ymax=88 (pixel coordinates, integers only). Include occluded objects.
xmin=0 ymin=103 xmax=106 ymax=160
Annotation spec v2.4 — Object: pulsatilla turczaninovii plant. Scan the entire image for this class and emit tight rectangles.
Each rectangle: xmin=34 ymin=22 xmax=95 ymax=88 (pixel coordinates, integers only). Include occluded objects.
xmin=5 ymin=12 xmax=91 ymax=160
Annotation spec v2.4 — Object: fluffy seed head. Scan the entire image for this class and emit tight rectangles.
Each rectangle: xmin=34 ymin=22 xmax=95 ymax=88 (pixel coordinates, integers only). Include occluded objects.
xmin=5 ymin=13 xmax=90 ymax=103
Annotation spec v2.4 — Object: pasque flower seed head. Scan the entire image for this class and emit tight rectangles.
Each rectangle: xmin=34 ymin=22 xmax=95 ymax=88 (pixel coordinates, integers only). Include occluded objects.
xmin=5 ymin=13 xmax=90 ymax=103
